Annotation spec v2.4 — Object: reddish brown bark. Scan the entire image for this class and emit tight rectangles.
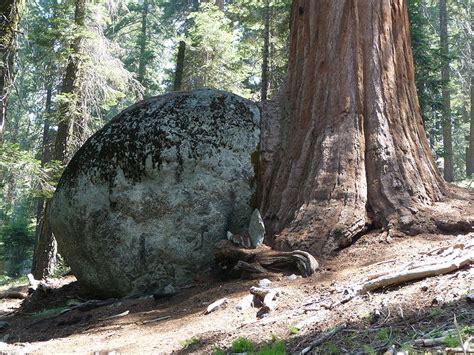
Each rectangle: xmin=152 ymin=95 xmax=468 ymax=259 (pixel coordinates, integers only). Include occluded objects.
xmin=261 ymin=0 xmax=448 ymax=255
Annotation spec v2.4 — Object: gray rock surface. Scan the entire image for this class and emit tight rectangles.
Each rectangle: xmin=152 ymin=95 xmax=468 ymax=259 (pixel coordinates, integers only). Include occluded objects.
xmin=249 ymin=209 xmax=265 ymax=247
xmin=50 ymin=89 xmax=260 ymax=298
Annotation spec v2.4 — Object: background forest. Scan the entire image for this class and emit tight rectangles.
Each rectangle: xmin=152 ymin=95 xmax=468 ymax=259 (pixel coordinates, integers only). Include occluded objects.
xmin=0 ymin=0 xmax=472 ymax=280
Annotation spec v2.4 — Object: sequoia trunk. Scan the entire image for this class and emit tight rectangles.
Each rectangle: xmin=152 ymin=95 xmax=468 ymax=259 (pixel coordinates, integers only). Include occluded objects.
xmin=261 ymin=0 xmax=447 ymax=255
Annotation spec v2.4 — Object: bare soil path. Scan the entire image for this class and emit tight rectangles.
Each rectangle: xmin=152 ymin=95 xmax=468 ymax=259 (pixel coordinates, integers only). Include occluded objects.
xmin=0 ymin=231 xmax=473 ymax=354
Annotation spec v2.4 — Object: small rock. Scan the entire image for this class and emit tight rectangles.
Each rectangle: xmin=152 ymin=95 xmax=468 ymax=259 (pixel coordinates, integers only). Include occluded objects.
xmin=258 ymin=279 xmax=272 ymax=289
xmin=287 ymin=274 xmax=301 ymax=281
xmin=236 ymin=294 xmax=256 ymax=311
xmin=163 ymin=284 xmax=176 ymax=294
xmin=467 ymin=294 xmax=474 ymax=303
xmin=0 ymin=322 xmax=10 ymax=332
xmin=248 ymin=209 xmax=265 ymax=248
xmin=153 ymin=284 xmax=177 ymax=300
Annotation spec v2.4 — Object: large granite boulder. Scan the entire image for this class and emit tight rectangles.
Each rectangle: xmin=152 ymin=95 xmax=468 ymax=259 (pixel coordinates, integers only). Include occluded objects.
xmin=50 ymin=90 xmax=261 ymax=298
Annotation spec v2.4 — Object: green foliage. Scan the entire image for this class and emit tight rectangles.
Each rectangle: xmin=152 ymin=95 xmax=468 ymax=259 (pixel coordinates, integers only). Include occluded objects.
xmin=362 ymin=345 xmax=376 ymax=355
xmin=288 ymin=324 xmax=299 ymax=335
xmin=180 ymin=336 xmax=200 ymax=349
xmin=182 ymin=3 xmax=250 ymax=96
xmin=443 ymin=335 xmax=460 ymax=348
xmin=29 ymin=306 xmax=70 ymax=319
xmin=376 ymin=328 xmax=391 ymax=343
xmin=0 ymin=275 xmax=28 ymax=289
xmin=322 ymin=341 xmax=339 ymax=355
xmin=257 ymin=339 xmax=286 ymax=355
xmin=232 ymin=337 xmax=256 ymax=353
xmin=429 ymin=307 xmax=444 ymax=319
xmin=212 ymin=348 xmax=226 ymax=355
xmin=408 ymin=0 xmax=472 ymax=180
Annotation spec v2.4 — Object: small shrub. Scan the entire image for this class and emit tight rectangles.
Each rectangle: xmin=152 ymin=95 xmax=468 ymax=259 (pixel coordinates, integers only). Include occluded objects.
xmin=376 ymin=328 xmax=390 ymax=342
xmin=323 ymin=341 xmax=339 ymax=354
xmin=362 ymin=345 xmax=376 ymax=355
xmin=443 ymin=335 xmax=459 ymax=348
xmin=212 ymin=348 xmax=225 ymax=355
xmin=288 ymin=324 xmax=299 ymax=335
xmin=232 ymin=337 xmax=255 ymax=353
xmin=257 ymin=339 xmax=286 ymax=355
xmin=180 ymin=336 xmax=200 ymax=349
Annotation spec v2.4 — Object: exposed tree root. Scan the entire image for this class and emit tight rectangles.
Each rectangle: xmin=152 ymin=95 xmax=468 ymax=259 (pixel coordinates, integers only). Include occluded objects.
xmin=214 ymin=240 xmax=318 ymax=278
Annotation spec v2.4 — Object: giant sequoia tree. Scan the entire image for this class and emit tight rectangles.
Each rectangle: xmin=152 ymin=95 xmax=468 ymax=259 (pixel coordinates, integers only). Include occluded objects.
xmin=260 ymin=0 xmax=471 ymax=256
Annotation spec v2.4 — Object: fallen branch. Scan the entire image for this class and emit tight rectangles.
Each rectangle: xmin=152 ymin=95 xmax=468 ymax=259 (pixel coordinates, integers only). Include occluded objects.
xmin=142 ymin=315 xmax=171 ymax=324
xmin=413 ymin=336 xmax=447 ymax=347
xmin=99 ymin=310 xmax=129 ymax=321
xmin=300 ymin=323 xmax=347 ymax=354
xmin=205 ymin=298 xmax=228 ymax=314
xmin=360 ymin=253 xmax=473 ymax=294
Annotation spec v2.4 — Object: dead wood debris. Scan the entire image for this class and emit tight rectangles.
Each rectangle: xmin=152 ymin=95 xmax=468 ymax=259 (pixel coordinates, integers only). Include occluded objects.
xmin=204 ymin=298 xmax=228 ymax=314
xmin=99 ymin=310 xmax=129 ymax=321
xmin=300 ymin=323 xmax=347 ymax=354
xmin=141 ymin=315 xmax=171 ymax=325
xmin=359 ymin=241 xmax=473 ymax=294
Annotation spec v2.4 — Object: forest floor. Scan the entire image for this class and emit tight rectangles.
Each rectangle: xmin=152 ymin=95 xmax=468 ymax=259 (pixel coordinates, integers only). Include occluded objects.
xmin=0 ymin=231 xmax=473 ymax=354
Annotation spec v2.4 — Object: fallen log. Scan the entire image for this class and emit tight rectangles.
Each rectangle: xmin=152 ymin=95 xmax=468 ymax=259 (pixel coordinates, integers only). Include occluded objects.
xmin=360 ymin=253 xmax=473 ymax=294
xmin=214 ymin=240 xmax=318 ymax=278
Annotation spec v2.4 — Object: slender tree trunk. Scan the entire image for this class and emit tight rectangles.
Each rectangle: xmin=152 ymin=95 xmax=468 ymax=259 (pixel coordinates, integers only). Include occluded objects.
xmin=439 ymin=0 xmax=454 ymax=182
xmin=137 ymin=0 xmax=149 ymax=87
xmin=173 ymin=41 xmax=186 ymax=91
xmin=0 ymin=0 xmax=23 ymax=140
xmin=32 ymin=0 xmax=86 ymax=279
xmin=467 ymin=2 xmax=474 ymax=177
xmin=32 ymin=87 xmax=56 ymax=280
xmin=261 ymin=0 xmax=447 ymax=255
xmin=261 ymin=0 xmax=270 ymax=102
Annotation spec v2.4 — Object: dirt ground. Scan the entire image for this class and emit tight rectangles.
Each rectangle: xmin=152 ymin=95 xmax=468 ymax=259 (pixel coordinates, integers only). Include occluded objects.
xmin=0 ymin=230 xmax=472 ymax=354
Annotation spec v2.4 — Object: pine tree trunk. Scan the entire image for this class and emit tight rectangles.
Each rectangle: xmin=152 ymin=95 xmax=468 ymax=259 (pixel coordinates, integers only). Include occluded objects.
xmin=32 ymin=0 xmax=86 ymax=279
xmin=439 ymin=0 xmax=454 ymax=182
xmin=0 ymin=0 xmax=23 ymax=139
xmin=34 ymin=86 xmax=53 ymax=238
xmin=173 ymin=41 xmax=186 ymax=91
xmin=137 ymin=0 xmax=149 ymax=87
xmin=261 ymin=0 xmax=448 ymax=255
xmin=261 ymin=0 xmax=270 ymax=102
xmin=467 ymin=1 xmax=474 ymax=177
